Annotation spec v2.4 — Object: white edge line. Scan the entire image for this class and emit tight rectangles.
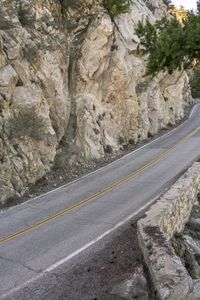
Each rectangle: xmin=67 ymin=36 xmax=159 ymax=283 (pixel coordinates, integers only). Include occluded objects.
xmin=1 ymin=193 xmax=160 ymax=299
xmin=2 ymin=103 xmax=199 ymax=213
xmin=1 ymin=103 xmax=199 ymax=297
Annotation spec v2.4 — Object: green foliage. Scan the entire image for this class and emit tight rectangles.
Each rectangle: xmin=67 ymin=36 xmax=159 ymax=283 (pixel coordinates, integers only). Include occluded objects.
xmin=104 ymin=144 xmax=113 ymax=153
xmin=136 ymin=4 xmax=200 ymax=76
xmin=59 ymin=0 xmax=79 ymax=8
xmin=118 ymin=136 xmax=125 ymax=144
xmin=129 ymin=139 xmax=135 ymax=144
xmin=103 ymin=0 xmax=131 ymax=17
xmin=170 ymin=6 xmax=189 ymax=23
xmin=136 ymin=18 xmax=185 ymax=76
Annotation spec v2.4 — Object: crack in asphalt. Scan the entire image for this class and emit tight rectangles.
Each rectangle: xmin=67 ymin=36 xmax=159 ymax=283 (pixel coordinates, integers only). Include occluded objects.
xmin=0 ymin=255 xmax=42 ymax=274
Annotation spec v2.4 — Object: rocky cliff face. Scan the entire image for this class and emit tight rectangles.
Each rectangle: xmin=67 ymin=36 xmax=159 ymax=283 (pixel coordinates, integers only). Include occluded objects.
xmin=0 ymin=0 xmax=191 ymax=204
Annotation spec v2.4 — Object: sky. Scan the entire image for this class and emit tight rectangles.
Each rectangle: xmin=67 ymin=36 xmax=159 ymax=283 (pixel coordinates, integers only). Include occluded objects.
xmin=172 ymin=0 xmax=197 ymax=10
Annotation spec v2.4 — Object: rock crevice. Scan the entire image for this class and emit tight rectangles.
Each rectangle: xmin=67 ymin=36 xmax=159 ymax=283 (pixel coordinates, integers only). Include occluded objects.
xmin=0 ymin=0 xmax=191 ymax=204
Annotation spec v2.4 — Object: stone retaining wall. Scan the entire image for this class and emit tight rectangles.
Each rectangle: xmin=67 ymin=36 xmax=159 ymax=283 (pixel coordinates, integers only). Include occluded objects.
xmin=137 ymin=162 xmax=200 ymax=300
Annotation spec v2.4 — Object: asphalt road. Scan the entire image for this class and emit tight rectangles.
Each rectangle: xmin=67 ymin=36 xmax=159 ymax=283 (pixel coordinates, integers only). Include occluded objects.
xmin=1 ymin=103 xmax=200 ymax=299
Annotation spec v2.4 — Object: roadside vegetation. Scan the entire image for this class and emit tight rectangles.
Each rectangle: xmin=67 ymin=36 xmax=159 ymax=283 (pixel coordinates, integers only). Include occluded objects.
xmin=103 ymin=0 xmax=131 ymax=17
xmin=136 ymin=1 xmax=200 ymax=77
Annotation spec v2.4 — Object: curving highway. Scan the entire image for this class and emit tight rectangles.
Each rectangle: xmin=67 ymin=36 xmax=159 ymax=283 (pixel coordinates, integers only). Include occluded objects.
xmin=1 ymin=103 xmax=200 ymax=299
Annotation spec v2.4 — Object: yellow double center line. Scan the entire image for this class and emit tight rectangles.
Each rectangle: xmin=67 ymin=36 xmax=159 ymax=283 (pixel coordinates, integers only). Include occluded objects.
xmin=1 ymin=125 xmax=200 ymax=246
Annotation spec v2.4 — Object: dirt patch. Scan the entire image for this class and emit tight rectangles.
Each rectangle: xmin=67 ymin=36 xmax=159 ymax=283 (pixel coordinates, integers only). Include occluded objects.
xmin=7 ymin=222 xmax=156 ymax=300
xmin=144 ymin=225 xmax=173 ymax=256
xmin=65 ymin=223 xmax=151 ymax=300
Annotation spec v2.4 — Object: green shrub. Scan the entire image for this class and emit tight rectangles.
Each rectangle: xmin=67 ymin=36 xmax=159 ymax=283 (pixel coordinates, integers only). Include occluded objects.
xmin=103 ymin=0 xmax=131 ymax=18
xmin=129 ymin=138 xmax=134 ymax=144
xmin=104 ymin=144 xmax=113 ymax=154
xmin=59 ymin=0 xmax=79 ymax=8
xmin=135 ymin=2 xmax=200 ymax=76
xmin=122 ymin=144 xmax=128 ymax=150
xmin=118 ymin=136 xmax=125 ymax=144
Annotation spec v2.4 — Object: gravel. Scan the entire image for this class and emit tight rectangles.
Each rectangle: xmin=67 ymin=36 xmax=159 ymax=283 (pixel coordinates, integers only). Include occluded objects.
xmin=6 ymin=222 xmax=155 ymax=300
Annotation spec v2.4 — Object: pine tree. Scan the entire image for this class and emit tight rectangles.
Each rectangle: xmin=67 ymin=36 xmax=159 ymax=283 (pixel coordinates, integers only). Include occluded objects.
xmin=136 ymin=2 xmax=200 ymax=76
xmin=170 ymin=6 xmax=189 ymax=23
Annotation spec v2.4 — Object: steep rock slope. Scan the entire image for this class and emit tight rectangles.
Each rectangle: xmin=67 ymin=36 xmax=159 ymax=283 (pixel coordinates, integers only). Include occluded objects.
xmin=0 ymin=0 xmax=190 ymax=204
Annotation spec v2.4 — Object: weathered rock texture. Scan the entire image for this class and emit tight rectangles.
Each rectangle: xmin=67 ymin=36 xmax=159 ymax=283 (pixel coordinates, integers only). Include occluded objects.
xmin=172 ymin=198 xmax=200 ymax=299
xmin=138 ymin=162 xmax=200 ymax=300
xmin=0 ymin=0 xmax=191 ymax=204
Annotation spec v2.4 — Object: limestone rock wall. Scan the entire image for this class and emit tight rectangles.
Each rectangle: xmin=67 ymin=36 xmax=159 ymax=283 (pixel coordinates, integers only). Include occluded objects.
xmin=0 ymin=0 xmax=191 ymax=204
xmin=71 ymin=3 xmax=190 ymax=162
xmin=0 ymin=0 xmax=70 ymax=202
